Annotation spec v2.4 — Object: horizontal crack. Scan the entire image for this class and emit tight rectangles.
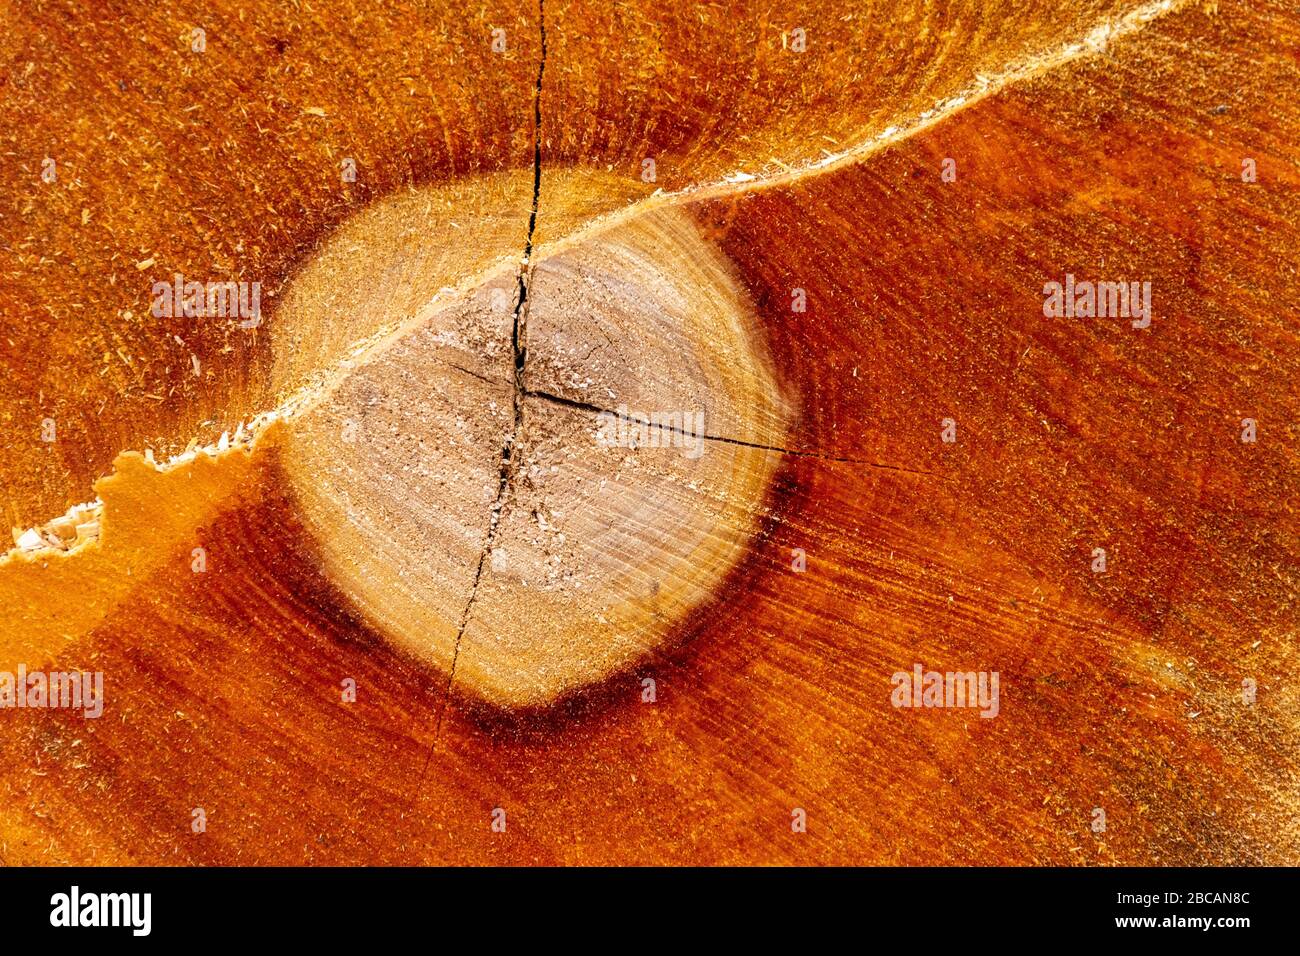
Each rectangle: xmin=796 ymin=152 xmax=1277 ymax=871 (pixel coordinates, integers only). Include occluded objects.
xmin=522 ymin=388 xmax=934 ymax=476
xmin=445 ymin=362 xmax=503 ymax=387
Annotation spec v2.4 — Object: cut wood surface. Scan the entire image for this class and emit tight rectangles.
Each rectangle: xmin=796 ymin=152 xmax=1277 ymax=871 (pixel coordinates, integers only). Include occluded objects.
xmin=0 ymin=0 xmax=1296 ymax=864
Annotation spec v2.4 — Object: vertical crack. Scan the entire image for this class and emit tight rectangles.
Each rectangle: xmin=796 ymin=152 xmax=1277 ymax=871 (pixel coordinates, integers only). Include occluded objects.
xmin=423 ymin=0 xmax=547 ymax=763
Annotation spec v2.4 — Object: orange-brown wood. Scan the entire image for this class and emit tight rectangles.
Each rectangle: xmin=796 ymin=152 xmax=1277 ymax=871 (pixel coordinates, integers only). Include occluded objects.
xmin=0 ymin=0 xmax=1296 ymax=864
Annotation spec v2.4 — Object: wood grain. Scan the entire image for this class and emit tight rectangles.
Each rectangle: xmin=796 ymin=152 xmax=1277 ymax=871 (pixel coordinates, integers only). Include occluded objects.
xmin=0 ymin=0 xmax=1296 ymax=864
